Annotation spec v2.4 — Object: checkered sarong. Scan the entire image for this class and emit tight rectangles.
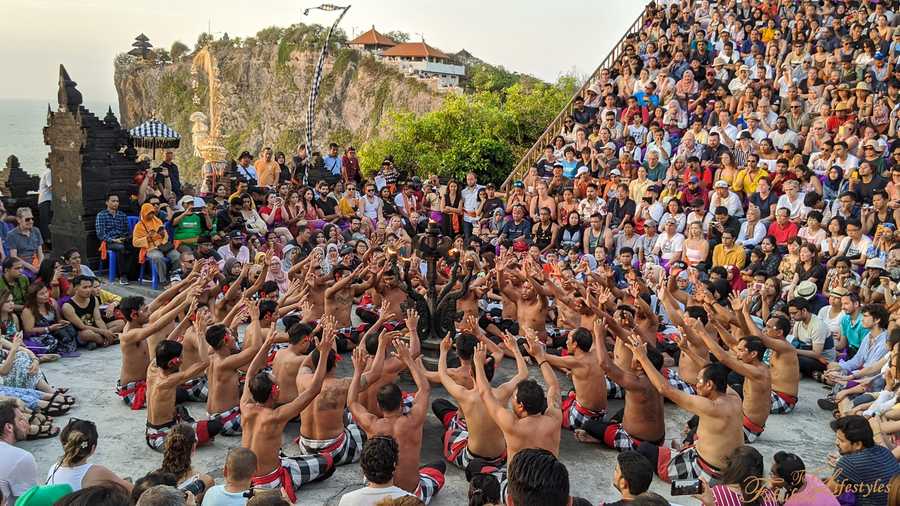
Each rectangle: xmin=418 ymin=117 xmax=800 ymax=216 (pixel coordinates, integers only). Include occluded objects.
xmin=414 ymin=465 xmax=446 ymax=505
xmin=561 ymin=391 xmax=606 ymax=430
xmin=770 ymin=390 xmax=798 ymax=414
xmin=402 ymin=390 xmax=415 ymax=414
xmin=210 ymin=406 xmax=241 ymax=436
xmin=439 ymin=411 xmax=507 ymax=470
xmin=606 ymin=378 xmax=625 ymax=399
xmin=116 ymin=379 xmax=147 ymax=410
xmin=298 ymin=424 xmax=366 ymax=466
xmin=663 ymin=367 xmax=696 ymax=394
xmin=180 ymin=376 xmax=208 ymax=402
xmin=251 ymin=453 xmax=335 ymax=503
xmin=742 ymin=414 xmax=765 ymax=443
xmin=601 ymin=422 xmax=638 ymax=451
xmin=658 ymin=445 xmax=721 ymax=483
xmin=145 ymin=412 xmax=214 ymax=452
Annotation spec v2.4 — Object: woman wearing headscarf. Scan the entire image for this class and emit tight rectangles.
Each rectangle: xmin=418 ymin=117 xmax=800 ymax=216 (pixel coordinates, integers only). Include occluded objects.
xmin=132 ymin=203 xmax=180 ymax=282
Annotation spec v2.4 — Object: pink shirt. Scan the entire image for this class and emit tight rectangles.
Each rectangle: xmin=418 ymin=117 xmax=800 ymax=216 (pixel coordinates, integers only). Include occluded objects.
xmin=783 ymin=476 xmax=840 ymax=506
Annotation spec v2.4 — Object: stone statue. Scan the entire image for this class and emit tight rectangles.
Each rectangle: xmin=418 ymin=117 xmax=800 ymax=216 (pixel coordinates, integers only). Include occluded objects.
xmin=189 ymin=111 xmax=209 ymax=158
xmin=57 ymin=65 xmax=82 ymax=112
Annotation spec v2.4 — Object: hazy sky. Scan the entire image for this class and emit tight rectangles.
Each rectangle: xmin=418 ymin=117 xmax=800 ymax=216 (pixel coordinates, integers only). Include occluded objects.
xmin=2 ymin=0 xmax=648 ymax=102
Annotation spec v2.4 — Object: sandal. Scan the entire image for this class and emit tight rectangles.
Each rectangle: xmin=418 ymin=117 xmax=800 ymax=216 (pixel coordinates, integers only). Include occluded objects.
xmin=27 ymin=421 xmax=60 ymax=440
xmin=38 ymin=354 xmax=60 ymax=363
xmin=42 ymin=392 xmax=73 ymax=417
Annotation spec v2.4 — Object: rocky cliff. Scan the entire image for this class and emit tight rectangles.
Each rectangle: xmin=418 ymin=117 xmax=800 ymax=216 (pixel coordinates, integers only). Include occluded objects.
xmin=114 ymin=38 xmax=444 ymax=182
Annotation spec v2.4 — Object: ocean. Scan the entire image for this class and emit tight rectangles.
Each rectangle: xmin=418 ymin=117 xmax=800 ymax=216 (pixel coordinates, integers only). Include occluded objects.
xmin=0 ymin=98 xmax=119 ymax=176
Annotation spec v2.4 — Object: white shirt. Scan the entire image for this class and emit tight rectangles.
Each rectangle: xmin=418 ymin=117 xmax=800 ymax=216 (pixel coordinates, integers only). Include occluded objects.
xmin=776 ymin=193 xmax=807 ymax=220
xmin=338 ymin=485 xmax=414 ymax=506
xmin=654 ymin=231 xmax=685 ymax=260
xmin=38 ymin=171 xmax=52 ymax=204
xmin=0 ymin=441 xmax=38 ymax=502
xmin=710 ymin=190 xmax=745 ymax=217
xmin=461 ymin=184 xmax=484 ymax=224
xmin=201 ymin=484 xmax=249 ymax=506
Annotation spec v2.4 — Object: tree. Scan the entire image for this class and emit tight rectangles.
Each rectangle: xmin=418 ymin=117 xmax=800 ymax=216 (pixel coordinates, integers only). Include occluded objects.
xmin=384 ymin=30 xmax=410 ymax=43
xmin=170 ymin=41 xmax=189 ymax=61
xmin=358 ymin=82 xmax=570 ymax=184
xmin=153 ymin=48 xmax=172 ymax=64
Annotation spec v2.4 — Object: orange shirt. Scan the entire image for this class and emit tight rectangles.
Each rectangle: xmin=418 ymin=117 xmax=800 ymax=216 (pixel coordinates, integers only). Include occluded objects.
xmin=255 ymin=160 xmax=280 ymax=187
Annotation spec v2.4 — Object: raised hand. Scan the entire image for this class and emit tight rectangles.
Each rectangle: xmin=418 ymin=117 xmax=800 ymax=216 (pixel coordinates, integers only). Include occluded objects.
xmin=624 ymin=333 xmax=647 ymax=359
xmin=317 ymin=324 xmax=335 ymax=353
xmin=392 ymin=339 xmax=413 ymax=365
xmin=247 ymin=300 xmax=260 ymax=321
xmin=473 ymin=341 xmax=487 ymax=367
xmin=351 ymin=345 xmax=369 ymax=371
xmin=264 ymin=327 xmax=279 ymax=346
xmin=404 ymin=308 xmax=419 ymax=332
xmin=440 ymin=332 xmax=453 ymax=354
xmin=523 ymin=328 xmax=546 ymax=361
xmin=501 ymin=331 xmax=519 ymax=354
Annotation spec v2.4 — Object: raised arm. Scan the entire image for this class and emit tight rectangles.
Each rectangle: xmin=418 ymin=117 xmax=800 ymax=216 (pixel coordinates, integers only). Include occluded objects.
xmin=473 ymin=342 xmax=519 ymax=431
xmin=276 ymin=327 xmax=334 ymax=423
xmin=493 ymin=332 xmax=529 ymax=402
xmin=122 ymin=293 xmax=194 ymax=345
xmin=437 ymin=334 xmax=469 ymax=399
xmin=593 ymin=319 xmax=643 ymax=390
xmin=626 ymin=335 xmax=717 ymax=415
xmin=348 ymin=346 xmax=379 ymax=433
xmin=241 ymin=329 xmax=278 ymax=406
xmin=524 ymin=331 xmax=562 ymax=419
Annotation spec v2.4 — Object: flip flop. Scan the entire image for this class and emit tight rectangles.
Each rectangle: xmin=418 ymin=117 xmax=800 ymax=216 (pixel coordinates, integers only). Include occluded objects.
xmin=38 ymin=354 xmax=61 ymax=363
xmin=27 ymin=422 xmax=60 ymax=440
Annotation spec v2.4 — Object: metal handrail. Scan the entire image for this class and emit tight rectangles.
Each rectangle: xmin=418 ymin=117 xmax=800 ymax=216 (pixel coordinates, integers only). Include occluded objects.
xmin=501 ymin=7 xmax=650 ymax=190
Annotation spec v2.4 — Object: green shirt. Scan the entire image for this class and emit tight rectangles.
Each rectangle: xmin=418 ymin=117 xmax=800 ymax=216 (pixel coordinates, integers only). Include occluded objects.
xmin=174 ymin=215 xmax=202 ymax=242
xmin=0 ymin=275 xmax=29 ymax=306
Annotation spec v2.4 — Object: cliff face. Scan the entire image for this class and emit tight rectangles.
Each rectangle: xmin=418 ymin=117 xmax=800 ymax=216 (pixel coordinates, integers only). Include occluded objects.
xmin=114 ymin=42 xmax=444 ymax=182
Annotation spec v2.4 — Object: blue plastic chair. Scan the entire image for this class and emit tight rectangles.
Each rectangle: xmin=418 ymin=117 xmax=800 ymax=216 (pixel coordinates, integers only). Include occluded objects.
xmin=126 ymin=215 xmax=159 ymax=290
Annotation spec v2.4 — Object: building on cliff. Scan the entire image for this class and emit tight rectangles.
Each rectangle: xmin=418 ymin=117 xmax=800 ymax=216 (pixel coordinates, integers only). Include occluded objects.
xmin=380 ymin=41 xmax=465 ymax=91
xmin=347 ymin=26 xmax=396 ymax=54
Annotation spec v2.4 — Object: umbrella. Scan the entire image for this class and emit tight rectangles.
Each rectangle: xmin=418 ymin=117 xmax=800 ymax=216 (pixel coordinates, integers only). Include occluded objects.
xmin=129 ymin=119 xmax=180 ymax=159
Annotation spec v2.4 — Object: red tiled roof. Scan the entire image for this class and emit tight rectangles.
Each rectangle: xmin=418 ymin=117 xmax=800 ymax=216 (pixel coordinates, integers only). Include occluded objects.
xmin=348 ymin=27 xmax=396 ymax=47
xmin=381 ymin=41 xmax=450 ymax=60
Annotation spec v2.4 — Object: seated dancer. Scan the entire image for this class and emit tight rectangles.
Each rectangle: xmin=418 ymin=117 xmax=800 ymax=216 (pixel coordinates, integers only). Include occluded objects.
xmin=360 ymin=309 xmax=420 ymax=416
xmin=538 ymin=327 xmax=608 ymax=430
xmin=294 ymin=317 xmax=390 ymax=466
xmin=242 ymin=326 xmax=335 ymax=502
xmin=575 ymin=318 xmax=666 ymax=450
xmin=430 ymin=331 xmax=527 ymax=470
xmin=271 ymin=321 xmax=315 ymax=401
xmin=628 ymin=336 xmax=743 ymax=483
xmin=323 ymin=262 xmax=376 ymax=352
xmin=496 ymin=258 xmax=553 ymax=344
xmin=686 ymin=317 xmax=772 ymax=443
xmin=355 ymin=266 xmax=408 ymax=331
xmin=145 ymin=339 xmax=222 ymax=451
xmin=204 ymin=302 xmax=266 ymax=436
xmin=348 ymin=338 xmax=446 ymax=504
xmin=117 ymin=289 xmax=193 ymax=410
xmin=474 ymin=331 xmax=563 ymax=460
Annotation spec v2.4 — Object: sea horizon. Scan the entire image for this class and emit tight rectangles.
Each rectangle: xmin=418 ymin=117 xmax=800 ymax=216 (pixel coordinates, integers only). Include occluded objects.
xmin=0 ymin=97 xmax=120 ymax=176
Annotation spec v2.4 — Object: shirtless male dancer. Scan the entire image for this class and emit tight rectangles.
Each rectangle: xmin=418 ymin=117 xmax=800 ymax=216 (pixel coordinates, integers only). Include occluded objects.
xmin=116 ymin=291 xmax=192 ymax=410
xmin=324 ymin=262 xmax=375 ymax=351
xmin=348 ymin=339 xmax=446 ymax=504
xmin=538 ymin=327 xmax=608 ymax=431
xmin=361 ymin=309 xmax=420 ymax=416
xmin=497 ymin=259 xmax=552 ymax=344
xmin=357 ymin=266 xmax=408 ymax=331
xmin=627 ymin=336 xmax=743 ymax=484
xmin=294 ymin=317 xmax=390 ymax=467
xmin=687 ymin=316 xmax=772 ymax=443
xmin=242 ymin=327 xmax=335 ymax=503
xmin=271 ymin=322 xmax=315 ymax=401
xmin=734 ymin=299 xmax=801 ymax=414
xmin=145 ymin=339 xmax=223 ymax=451
xmin=430 ymin=332 xmax=527 ymax=470
xmin=204 ymin=301 xmax=265 ymax=436
xmin=574 ymin=318 xmax=666 ymax=451
xmin=475 ymin=332 xmax=563 ymax=460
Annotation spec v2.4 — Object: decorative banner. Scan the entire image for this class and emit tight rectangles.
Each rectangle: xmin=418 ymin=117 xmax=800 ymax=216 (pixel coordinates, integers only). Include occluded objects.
xmin=304 ymin=4 xmax=351 ymax=184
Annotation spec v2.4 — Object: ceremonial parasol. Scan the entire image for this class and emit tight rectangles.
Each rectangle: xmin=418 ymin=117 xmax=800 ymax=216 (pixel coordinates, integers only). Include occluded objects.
xmin=129 ymin=118 xmax=181 ymax=159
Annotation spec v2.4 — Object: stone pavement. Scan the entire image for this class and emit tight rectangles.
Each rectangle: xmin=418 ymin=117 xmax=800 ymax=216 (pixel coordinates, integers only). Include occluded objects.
xmin=21 ymin=284 xmax=838 ymax=504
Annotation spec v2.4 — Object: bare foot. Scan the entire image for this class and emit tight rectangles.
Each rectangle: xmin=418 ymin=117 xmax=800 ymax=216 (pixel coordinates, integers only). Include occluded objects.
xmin=574 ymin=429 xmax=601 ymax=444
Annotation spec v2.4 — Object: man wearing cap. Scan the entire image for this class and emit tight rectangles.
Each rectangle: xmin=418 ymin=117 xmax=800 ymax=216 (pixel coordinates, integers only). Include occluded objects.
xmin=235 ymin=151 xmax=258 ymax=187
xmin=728 ymin=65 xmax=751 ymax=95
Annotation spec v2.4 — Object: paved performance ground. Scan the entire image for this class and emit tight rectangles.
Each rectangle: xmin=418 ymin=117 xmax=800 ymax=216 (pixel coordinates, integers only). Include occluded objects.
xmin=21 ymin=288 xmax=838 ymax=505
xmin=25 ymin=345 xmax=838 ymax=504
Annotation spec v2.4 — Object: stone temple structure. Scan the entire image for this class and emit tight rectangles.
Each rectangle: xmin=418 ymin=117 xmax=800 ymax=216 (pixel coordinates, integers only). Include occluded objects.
xmin=44 ymin=65 xmax=143 ymax=265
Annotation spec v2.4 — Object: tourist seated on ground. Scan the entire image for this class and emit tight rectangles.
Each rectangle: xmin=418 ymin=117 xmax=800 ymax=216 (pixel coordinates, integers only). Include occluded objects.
xmin=46 ymin=418 xmax=133 ymax=494
xmin=467 ymin=472 xmax=500 ymax=506
xmin=132 ymin=202 xmax=180 ymax=284
xmin=90 ymin=278 xmax=123 ymax=329
xmin=154 ymin=424 xmax=214 ymax=503
xmin=770 ymin=451 xmax=839 ymax=505
xmin=35 ymin=257 xmax=70 ymax=301
xmin=0 ymin=315 xmax=72 ymax=399
xmin=827 ymin=415 xmax=900 ymax=505
xmin=339 ymin=436 xmax=415 ymax=505
xmin=600 ymin=450 xmax=655 ymax=505
xmin=692 ymin=445 xmax=778 ymax=505
xmin=0 ymin=257 xmax=29 ymax=311
xmin=61 ymin=276 xmax=118 ymax=349
xmin=6 ymin=207 xmax=44 ymax=277
xmin=21 ymin=282 xmax=78 ymax=357
xmin=202 ymin=447 xmax=256 ymax=506
xmin=0 ymin=400 xmax=38 ymax=503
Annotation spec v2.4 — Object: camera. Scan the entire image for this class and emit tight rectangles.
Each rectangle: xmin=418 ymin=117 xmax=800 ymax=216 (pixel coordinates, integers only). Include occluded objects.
xmin=178 ymin=477 xmax=207 ymax=495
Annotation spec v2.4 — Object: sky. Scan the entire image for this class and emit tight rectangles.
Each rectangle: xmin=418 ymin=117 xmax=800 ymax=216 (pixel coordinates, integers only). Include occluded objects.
xmin=2 ymin=0 xmax=648 ymax=103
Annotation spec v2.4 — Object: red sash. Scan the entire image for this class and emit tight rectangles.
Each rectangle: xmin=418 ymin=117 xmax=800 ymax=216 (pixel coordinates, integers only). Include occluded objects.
xmin=251 ymin=466 xmax=296 ymax=504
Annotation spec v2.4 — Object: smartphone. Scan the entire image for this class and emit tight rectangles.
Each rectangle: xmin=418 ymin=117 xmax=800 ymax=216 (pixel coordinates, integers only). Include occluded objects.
xmin=192 ymin=207 xmax=204 ymax=213
xmin=671 ymin=479 xmax=702 ymax=496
